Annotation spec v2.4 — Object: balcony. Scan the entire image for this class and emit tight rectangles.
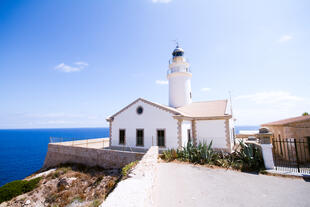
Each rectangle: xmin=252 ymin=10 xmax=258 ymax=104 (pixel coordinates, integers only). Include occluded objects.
xmin=167 ymin=67 xmax=191 ymax=75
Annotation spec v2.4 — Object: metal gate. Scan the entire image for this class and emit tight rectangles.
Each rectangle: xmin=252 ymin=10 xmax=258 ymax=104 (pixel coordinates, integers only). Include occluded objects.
xmin=272 ymin=138 xmax=310 ymax=174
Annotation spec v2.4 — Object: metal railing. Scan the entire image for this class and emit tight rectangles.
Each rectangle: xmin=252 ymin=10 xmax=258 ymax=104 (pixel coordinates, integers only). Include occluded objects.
xmin=167 ymin=67 xmax=191 ymax=75
xmin=49 ymin=137 xmax=110 ymax=149
xmin=272 ymin=138 xmax=310 ymax=174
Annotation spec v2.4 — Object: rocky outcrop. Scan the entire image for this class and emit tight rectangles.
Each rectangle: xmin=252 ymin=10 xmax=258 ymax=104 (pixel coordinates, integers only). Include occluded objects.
xmin=0 ymin=165 xmax=120 ymax=207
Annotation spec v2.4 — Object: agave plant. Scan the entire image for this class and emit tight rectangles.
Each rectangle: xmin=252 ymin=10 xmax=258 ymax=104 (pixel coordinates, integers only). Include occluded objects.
xmin=163 ymin=139 xmax=264 ymax=172
xmin=176 ymin=140 xmax=215 ymax=164
xmin=232 ymin=140 xmax=264 ymax=172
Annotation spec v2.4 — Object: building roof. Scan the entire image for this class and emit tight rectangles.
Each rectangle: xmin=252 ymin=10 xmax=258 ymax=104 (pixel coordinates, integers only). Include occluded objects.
xmin=107 ymin=98 xmax=231 ymax=121
xmin=176 ymin=100 xmax=229 ymax=118
xmin=262 ymin=115 xmax=310 ymax=126
xmin=107 ymin=98 xmax=182 ymax=120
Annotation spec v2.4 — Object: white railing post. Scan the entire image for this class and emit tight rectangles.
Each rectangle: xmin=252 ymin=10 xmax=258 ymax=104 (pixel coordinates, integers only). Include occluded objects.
xmin=261 ymin=143 xmax=275 ymax=170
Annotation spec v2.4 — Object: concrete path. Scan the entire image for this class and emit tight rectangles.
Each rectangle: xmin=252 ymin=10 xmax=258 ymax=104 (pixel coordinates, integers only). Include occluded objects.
xmin=152 ymin=162 xmax=310 ymax=207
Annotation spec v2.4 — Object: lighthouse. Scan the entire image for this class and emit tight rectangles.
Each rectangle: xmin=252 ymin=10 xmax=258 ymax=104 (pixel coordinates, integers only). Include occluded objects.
xmin=167 ymin=45 xmax=192 ymax=108
xmin=107 ymin=45 xmax=234 ymax=153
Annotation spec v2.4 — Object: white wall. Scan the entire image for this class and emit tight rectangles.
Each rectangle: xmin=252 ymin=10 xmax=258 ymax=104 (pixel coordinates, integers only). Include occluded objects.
xmin=225 ymin=99 xmax=235 ymax=151
xmin=111 ymin=100 xmax=178 ymax=150
xmin=229 ymin=118 xmax=235 ymax=151
xmin=181 ymin=121 xmax=191 ymax=147
xmin=196 ymin=120 xmax=227 ymax=149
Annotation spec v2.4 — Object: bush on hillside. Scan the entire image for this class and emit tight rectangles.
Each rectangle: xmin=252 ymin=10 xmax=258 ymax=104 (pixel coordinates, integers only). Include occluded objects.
xmin=121 ymin=161 xmax=139 ymax=178
xmin=0 ymin=177 xmax=41 ymax=203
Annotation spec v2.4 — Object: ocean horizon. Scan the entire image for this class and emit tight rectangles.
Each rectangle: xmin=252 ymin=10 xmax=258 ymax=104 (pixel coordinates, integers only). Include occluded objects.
xmin=0 ymin=127 xmax=110 ymax=187
xmin=0 ymin=126 xmax=259 ymax=186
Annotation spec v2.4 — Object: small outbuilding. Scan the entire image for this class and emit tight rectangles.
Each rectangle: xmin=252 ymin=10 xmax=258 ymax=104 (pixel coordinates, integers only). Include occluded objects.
xmin=262 ymin=115 xmax=310 ymax=163
xmin=262 ymin=115 xmax=310 ymax=141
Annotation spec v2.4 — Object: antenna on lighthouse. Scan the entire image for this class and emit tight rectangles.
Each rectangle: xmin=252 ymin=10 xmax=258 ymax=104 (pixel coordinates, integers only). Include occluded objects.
xmin=173 ymin=39 xmax=180 ymax=48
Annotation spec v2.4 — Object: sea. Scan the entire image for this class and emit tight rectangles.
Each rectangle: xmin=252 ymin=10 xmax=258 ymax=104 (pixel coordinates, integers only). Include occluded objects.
xmin=0 ymin=126 xmax=259 ymax=187
xmin=0 ymin=128 xmax=109 ymax=187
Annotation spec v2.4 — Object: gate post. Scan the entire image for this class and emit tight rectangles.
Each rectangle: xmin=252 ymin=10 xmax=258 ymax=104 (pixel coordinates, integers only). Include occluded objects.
xmin=261 ymin=141 xmax=275 ymax=170
xmin=293 ymin=139 xmax=300 ymax=173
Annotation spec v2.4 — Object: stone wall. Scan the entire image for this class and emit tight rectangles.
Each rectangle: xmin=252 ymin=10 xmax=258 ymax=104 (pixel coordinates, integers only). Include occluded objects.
xmin=43 ymin=143 xmax=144 ymax=169
xmin=101 ymin=146 xmax=159 ymax=207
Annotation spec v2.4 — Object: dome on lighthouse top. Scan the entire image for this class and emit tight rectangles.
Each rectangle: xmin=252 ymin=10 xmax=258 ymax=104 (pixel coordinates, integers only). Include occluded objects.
xmin=172 ymin=46 xmax=184 ymax=57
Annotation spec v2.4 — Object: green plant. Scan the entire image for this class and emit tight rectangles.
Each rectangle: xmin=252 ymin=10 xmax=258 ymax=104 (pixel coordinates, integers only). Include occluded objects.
xmin=162 ymin=140 xmax=265 ymax=172
xmin=176 ymin=141 xmax=215 ymax=164
xmin=0 ymin=177 xmax=41 ymax=203
xmin=45 ymin=193 xmax=57 ymax=204
xmin=57 ymin=167 xmax=71 ymax=175
xmin=121 ymin=161 xmax=138 ymax=178
xmin=91 ymin=176 xmax=103 ymax=187
xmin=231 ymin=141 xmax=264 ymax=172
xmin=52 ymin=172 xmax=60 ymax=179
xmin=72 ymin=196 xmax=83 ymax=203
xmin=162 ymin=149 xmax=178 ymax=161
xmin=91 ymin=199 xmax=102 ymax=207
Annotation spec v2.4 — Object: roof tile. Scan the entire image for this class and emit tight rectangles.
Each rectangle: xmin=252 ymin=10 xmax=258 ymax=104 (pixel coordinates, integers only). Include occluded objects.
xmin=262 ymin=115 xmax=310 ymax=126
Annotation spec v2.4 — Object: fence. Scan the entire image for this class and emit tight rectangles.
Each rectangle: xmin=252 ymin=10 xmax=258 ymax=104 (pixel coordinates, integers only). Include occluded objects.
xmin=272 ymin=138 xmax=310 ymax=174
xmin=49 ymin=137 xmax=110 ymax=149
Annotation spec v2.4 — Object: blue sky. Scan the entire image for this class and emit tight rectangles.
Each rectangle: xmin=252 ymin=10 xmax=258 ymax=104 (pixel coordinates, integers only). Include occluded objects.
xmin=0 ymin=0 xmax=309 ymax=129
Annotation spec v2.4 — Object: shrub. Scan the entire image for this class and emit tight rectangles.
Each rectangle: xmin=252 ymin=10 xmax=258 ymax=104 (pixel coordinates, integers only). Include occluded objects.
xmin=52 ymin=172 xmax=60 ymax=179
xmin=91 ymin=199 xmax=102 ymax=207
xmin=162 ymin=149 xmax=178 ymax=161
xmin=121 ymin=161 xmax=138 ymax=178
xmin=45 ymin=193 xmax=57 ymax=204
xmin=0 ymin=177 xmax=41 ymax=203
xmin=72 ymin=195 xmax=83 ymax=203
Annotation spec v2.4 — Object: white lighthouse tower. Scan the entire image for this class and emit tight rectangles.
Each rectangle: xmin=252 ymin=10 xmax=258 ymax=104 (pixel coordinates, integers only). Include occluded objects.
xmin=167 ymin=45 xmax=192 ymax=108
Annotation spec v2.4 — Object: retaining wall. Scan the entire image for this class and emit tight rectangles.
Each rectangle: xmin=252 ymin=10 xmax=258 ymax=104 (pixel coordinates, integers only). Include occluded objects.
xmin=101 ymin=146 xmax=159 ymax=207
xmin=43 ymin=143 xmax=144 ymax=169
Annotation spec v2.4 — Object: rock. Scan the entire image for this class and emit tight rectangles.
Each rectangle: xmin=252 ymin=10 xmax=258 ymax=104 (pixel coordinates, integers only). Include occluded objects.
xmin=57 ymin=178 xmax=69 ymax=191
xmin=24 ymin=200 xmax=31 ymax=205
xmin=67 ymin=177 xmax=77 ymax=184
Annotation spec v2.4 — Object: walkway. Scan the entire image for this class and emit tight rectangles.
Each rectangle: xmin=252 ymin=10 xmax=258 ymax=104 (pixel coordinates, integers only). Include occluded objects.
xmin=152 ymin=162 xmax=310 ymax=207
xmin=50 ymin=137 xmax=109 ymax=149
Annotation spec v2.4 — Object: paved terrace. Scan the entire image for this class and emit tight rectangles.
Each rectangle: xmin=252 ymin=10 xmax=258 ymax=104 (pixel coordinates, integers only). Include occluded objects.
xmin=51 ymin=138 xmax=149 ymax=152
xmin=50 ymin=137 xmax=110 ymax=149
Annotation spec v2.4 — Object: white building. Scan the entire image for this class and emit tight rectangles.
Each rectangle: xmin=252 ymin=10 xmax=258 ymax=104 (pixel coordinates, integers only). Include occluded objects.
xmin=106 ymin=46 xmax=235 ymax=152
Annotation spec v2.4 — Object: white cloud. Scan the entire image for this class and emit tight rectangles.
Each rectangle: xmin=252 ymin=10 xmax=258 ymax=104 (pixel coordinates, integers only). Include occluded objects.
xmin=155 ymin=80 xmax=168 ymax=85
xmin=54 ymin=61 xmax=88 ymax=73
xmin=277 ymin=35 xmax=293 ymax=43
xmin=201 ymin=88 xmax=211 ymax=92
xmin=233 ymin=91 xmax=309 ymax=125
xmin=235 ymin=91 xmax=303 ymax=104
xmin=152 ymin=0 xmax=172 ymax=3
xmin=74 ymin=61 xmax=88 ymax=67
